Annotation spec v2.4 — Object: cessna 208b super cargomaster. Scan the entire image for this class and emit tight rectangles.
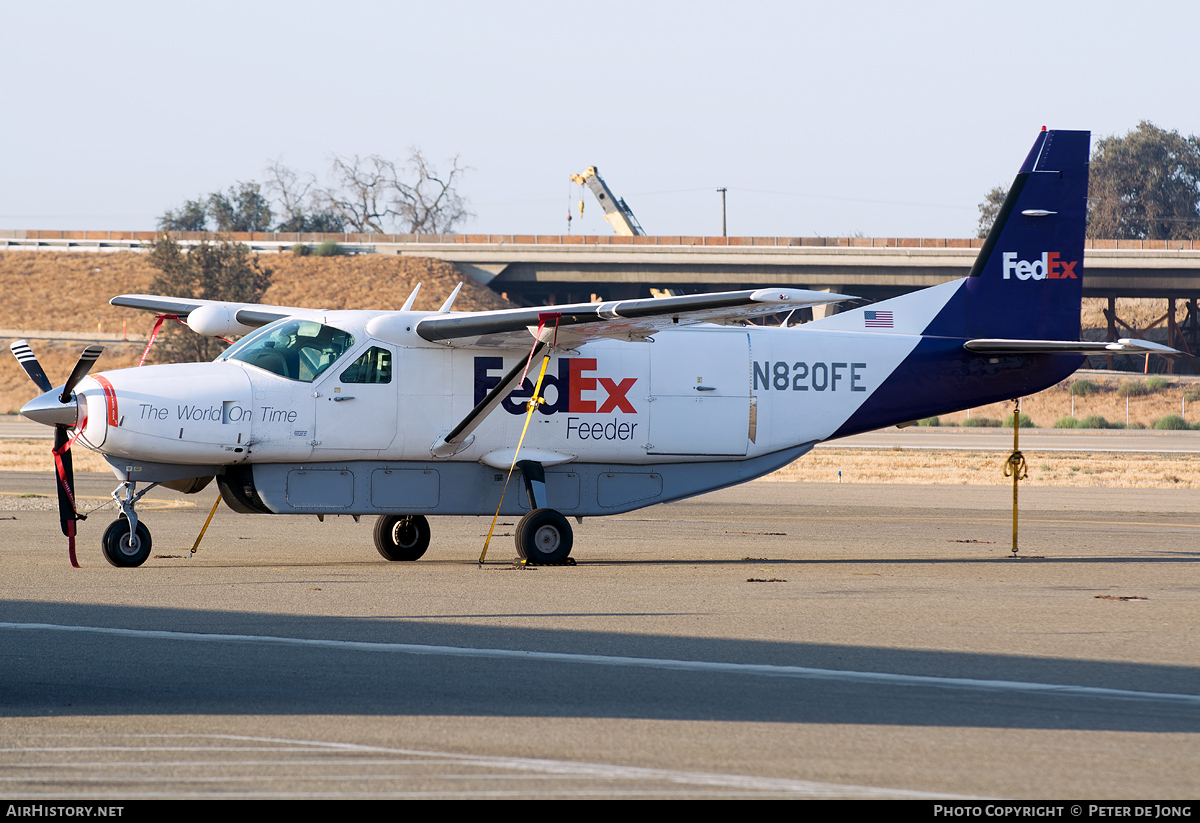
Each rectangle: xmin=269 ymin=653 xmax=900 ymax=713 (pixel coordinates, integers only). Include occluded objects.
xmin=12 ymin=129 xmax=1178 ymax=567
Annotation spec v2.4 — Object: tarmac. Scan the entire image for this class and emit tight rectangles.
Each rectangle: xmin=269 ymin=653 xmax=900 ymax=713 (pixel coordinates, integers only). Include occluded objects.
xmin=0 ymin=470 xmax=1197 ymax=799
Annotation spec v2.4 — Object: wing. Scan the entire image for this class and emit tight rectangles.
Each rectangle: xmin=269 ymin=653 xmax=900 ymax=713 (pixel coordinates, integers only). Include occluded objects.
xmin=412 ymin=288 xmax=855 ymax=348
xmin=111 ymin=294 xmax=319 ymax=335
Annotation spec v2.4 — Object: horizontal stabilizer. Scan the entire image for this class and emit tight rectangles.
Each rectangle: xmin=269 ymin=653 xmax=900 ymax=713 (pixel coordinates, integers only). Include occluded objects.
xmin=964 ymin=338 xmax=1185 ymax=356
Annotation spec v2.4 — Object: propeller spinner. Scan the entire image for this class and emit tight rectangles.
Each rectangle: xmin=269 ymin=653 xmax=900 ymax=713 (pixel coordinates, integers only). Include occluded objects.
xmin=9 ymin=340 xmax=105 ymax=566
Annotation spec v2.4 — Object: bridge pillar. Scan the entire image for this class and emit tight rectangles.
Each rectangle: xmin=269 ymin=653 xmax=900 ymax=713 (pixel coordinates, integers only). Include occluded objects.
xmin=811 ymin=287 xmax=851 ymax=320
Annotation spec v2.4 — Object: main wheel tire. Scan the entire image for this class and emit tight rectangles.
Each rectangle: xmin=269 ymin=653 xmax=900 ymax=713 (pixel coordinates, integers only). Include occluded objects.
xmin=101 ymin=518 xmax=152 ymax=568
xmin=515 ymin=508 xmax=573 ymax=564
xmin=374 ymin=515 xmax=430 ymax=561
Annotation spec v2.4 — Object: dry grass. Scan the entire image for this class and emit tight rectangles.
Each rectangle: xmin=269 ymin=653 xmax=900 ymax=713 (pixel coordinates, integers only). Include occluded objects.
xmin=0 ymin=440 xmax=110 ymax=473
xmin=0 ymin=250 xmax=510 ymax=333
xmin=0 ymin=250 xmax=512 ymax=414
xmin=765 ymin=448 xmax=1200 ymax=488
xmin=935 ymin=374 xmax=1199 ymax=429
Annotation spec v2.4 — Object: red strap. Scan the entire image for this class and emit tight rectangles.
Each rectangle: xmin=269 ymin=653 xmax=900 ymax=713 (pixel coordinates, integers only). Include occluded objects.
xmin=66 ymin=520 xmax=78 ymax=569
xmin=521 ymin=313 xmax=563 ymax=384
xmin=139 ymin=314 xmax=184 ymax=366
xmin=52 ymin=405 xmax=87 ymax=568
xmin=52 ymin=442 xmax=80 ymax=569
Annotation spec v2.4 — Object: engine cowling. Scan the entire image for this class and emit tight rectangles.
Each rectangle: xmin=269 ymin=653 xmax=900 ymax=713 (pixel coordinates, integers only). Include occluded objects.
xmin=186 ymin=304 xmax=258 ymax=338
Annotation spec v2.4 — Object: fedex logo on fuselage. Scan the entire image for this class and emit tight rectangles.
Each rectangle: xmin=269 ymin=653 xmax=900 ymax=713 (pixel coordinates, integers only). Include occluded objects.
xmin=1002 ymin=251 xmax=1078 ymax=280
xmin=473 ymin=356 xmax=638 ymax=416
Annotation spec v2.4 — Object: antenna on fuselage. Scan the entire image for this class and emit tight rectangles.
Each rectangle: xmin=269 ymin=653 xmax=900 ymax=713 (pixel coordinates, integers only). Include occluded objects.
xmin=438 ymin=282 xmax=464 ymax=314
xmin=401 ymin=282 xmax=421 ymax=311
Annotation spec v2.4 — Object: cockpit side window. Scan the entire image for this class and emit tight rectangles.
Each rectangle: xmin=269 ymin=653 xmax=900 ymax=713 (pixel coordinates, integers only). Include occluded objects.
xmin=227 ymin=319 xmax=355 ymax=383
xmin=340 ymin=346 xmax=392 ymax=384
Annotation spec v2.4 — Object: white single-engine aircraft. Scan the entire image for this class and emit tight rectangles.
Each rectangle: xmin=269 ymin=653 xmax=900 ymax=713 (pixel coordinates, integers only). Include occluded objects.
xmin=11 ymin=129 xmax=1179 ymax=567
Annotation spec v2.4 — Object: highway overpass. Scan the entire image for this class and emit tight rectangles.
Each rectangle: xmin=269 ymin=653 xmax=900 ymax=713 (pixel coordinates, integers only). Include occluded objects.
xmin=5 ymin=230 xmax=1200 ymax=307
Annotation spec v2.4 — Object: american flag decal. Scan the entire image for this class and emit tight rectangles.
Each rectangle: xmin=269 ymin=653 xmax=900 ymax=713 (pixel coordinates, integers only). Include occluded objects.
xmin=864 ymin=310 xmax=894 ymax=328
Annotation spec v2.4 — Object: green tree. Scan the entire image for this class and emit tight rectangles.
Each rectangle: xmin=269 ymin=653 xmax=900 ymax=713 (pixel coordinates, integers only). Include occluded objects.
xmin=207 ymin=182 xmax=273 ymax=232
xmin=977 ymin=185 xmax=1008 ymax=238
xmin=158 ymin=198 xmax=208 ymax=231
xmin=158 ymin=182 xmax=274 ymax=234
xmin=1087 ymin=122 xmax=1200 ymax=240
xmin=146 ymin=235 xmax=272 ymax=363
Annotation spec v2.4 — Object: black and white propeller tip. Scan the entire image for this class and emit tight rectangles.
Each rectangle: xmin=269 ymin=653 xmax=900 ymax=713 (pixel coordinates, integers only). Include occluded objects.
xmin=9 ymin=340 xmax=106 ymax=557
xmin=10 ymin=339 xmax=52 ymax=393
xmin=10 ymin=341 xmax=104 ymax=428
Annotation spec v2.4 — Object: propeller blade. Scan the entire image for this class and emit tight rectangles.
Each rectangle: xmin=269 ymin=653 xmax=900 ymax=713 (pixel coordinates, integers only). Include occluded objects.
xmin=60 ymin=345 xmax=104 ymax=403
xmin=10 ymin=340 xmax=52 ymax=393
xmin=53 ymin=426 xmax=77 ymax=538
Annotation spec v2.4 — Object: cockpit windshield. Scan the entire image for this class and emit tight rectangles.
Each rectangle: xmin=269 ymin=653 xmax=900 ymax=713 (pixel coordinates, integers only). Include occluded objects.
xmin=225 ymin=319 xmax=355 ymax=382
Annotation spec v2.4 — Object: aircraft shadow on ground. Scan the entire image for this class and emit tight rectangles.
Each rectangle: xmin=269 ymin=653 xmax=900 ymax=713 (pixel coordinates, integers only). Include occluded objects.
xmin=1 ymin=600 xmax=1197 ymax=733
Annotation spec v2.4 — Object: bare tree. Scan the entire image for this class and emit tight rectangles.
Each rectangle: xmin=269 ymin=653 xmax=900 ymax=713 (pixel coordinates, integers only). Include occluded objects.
xmin=318 ymin=154 xmax=396 ymax=233
xmin=317 ymin=149 xmax=471 ymax=234
xmin=265 ymin=160 xmax=315 ymax=232
xmin=395 ymin=150 xmax=471 ymax=233
xmin=265 ymin=159 xmax=349 ymax=233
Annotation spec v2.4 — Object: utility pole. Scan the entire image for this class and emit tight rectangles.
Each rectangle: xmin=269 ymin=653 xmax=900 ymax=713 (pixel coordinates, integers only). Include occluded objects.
xmin=716 ymin=187 xmax=727 ymax=237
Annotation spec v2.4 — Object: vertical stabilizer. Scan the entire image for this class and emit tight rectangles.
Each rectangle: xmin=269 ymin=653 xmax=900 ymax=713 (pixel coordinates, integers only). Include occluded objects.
xmin=924 ymin=128 xmax=1090 ymax=341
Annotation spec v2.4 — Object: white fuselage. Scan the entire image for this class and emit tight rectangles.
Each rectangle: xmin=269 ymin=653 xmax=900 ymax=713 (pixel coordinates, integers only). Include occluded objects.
xmin=77 ymin=310 xmax=922 ymax=473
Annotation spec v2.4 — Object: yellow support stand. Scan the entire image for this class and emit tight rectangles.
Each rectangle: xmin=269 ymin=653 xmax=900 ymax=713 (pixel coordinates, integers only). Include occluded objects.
xmin=1002 ymin=399 xmax=1027 ymax=557
xmin=188 ymin=494 xmax=223 ymax=558
xmin=479 ymin=355 xmax=551 ymax=566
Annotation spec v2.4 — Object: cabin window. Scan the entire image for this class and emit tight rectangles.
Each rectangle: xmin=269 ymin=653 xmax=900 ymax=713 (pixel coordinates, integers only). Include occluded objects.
xmin=340 ymin=346 xmax=392 ymax=384
xmin=227 ymin=319 xmax=355 ymax=382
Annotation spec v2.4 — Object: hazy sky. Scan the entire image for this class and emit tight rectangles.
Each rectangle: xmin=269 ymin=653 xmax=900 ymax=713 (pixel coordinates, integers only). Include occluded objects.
xmin=3 ymin=1 xmax=1196 ymax=239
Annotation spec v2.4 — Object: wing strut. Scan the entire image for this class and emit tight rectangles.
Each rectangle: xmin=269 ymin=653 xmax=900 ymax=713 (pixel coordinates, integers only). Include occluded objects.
xmin=431 ymin=313 xmax=564 ymax=458
xmin=478 ymin=314 xmax=561 ymax=565
xmin=432 ymin=340 xmax=548 ymax=457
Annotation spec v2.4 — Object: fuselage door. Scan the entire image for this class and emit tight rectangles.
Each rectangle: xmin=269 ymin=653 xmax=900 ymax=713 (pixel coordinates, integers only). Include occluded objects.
xmin=312 ymin=344 xmax=399 ymax=454
xmin=648 ymin=329 xmax=750 ymax=455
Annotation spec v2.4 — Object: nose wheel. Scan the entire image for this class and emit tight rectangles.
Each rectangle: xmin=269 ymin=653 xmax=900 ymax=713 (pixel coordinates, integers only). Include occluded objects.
xmin=102 ymin=479 xmax=158 ymax=568
xmin=102 ymin=518 xmax=152 ymax=567
xmin=515 ymin=508 xmax=574 ymax=564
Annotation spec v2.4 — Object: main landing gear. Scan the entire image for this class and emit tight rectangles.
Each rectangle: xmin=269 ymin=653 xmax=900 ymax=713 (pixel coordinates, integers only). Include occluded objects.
xmin=374 ymin=514 xmax=431 ymax=561
xmin=372 ymin=460 xmax=576 ymax=565
xmin=515 ymin=508 xmax=573 ymax=564
xmin=102 ymin=480 xmax=158 ymax=568
xmin=512 ymin=460 xmax=573 ymax=564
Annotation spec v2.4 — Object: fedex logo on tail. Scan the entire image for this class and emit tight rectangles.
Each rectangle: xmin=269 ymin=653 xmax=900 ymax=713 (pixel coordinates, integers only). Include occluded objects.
xmin=1002 ymin=252 xmax=1078 ymax=280
xmin=474 ymin=356 xmax=638 ymax=416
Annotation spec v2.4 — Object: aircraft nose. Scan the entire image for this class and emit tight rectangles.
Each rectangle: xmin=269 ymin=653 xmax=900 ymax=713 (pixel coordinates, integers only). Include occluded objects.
xmin=20 ymin=389 xmax=79 ymax=428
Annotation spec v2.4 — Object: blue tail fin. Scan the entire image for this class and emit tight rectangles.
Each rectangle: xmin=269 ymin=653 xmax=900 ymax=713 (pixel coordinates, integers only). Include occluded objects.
xmin=924 ymin=128 xmax=1090 ymax=341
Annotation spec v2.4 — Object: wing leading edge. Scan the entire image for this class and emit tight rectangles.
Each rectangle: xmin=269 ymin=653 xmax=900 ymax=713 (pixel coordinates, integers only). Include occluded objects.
xmin=111 ymin=294 xmax=309 ymax=328
xmin=413 ymin=288 xmax=855 ymax=348
xmin=112 ymin=287 xmax=856 ymax=350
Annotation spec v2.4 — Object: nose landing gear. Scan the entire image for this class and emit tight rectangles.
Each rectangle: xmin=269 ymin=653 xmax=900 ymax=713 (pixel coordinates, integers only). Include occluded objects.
xmin=102 ymin=480 xmax=158 ymax=568
xmin=102 ymin=518 xmax=152 ymax=567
